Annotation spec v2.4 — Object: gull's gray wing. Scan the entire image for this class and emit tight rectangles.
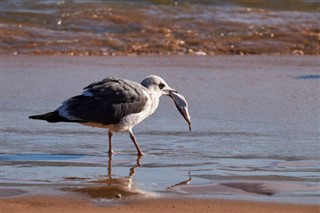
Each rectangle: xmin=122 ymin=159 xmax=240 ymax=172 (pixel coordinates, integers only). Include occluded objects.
xmin=59 ymin=77 xmax=148 ymax=125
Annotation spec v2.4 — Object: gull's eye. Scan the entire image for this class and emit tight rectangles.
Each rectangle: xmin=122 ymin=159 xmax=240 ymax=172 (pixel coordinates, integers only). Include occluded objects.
xmin=159 ymin=83 xmax=165 ymax=90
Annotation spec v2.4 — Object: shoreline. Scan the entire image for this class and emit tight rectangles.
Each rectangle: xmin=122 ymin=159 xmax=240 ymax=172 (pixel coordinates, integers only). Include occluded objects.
xmin=1 ymin=183 xmax=319 ymax=205
xmin=1 ymin=195 xmax=319 ymax=213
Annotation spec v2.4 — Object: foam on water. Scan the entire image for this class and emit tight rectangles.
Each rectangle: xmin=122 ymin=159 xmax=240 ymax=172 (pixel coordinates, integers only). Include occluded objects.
xmin=1 ymin=0 xmax=319 ymax=56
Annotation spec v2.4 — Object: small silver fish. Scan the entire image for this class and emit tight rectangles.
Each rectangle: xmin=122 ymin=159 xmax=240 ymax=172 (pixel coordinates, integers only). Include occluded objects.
xmin=169 ymin=91 xmax=191 ymax=131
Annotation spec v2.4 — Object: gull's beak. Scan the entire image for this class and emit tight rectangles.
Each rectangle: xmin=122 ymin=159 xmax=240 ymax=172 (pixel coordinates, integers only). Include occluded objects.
xmin=163 ymin=86 xmax=177 ymax=96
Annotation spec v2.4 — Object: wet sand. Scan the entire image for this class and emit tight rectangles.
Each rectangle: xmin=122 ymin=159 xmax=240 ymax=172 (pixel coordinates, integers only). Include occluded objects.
xmin=1 ymin=196 xmax=319 ymax=213
xmin=1 ymin=55 xmax=319 ymax=211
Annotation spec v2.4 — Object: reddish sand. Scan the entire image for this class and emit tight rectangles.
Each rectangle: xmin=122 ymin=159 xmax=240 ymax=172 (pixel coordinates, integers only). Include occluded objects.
xmin=1 ymin=196 xmax=319 ymax=213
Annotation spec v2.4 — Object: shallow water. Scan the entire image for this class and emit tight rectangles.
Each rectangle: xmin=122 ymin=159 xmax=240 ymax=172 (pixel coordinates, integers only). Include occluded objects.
xmin=1 ymin=0 xmax=319 ymax=56
xmin=1 ymin=56 xmax=320 ymax=204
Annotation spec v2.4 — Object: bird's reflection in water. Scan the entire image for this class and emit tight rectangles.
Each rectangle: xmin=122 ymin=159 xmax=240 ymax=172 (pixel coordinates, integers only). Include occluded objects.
xmin=73 ymin=155 xmax=143 ymax=199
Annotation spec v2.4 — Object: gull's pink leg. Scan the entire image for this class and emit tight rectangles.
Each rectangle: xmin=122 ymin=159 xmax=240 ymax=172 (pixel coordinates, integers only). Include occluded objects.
xmin=108 ymin=131 xmax=113 ymax=155
xmin=129 ymin=129 xmax=144 ymax=156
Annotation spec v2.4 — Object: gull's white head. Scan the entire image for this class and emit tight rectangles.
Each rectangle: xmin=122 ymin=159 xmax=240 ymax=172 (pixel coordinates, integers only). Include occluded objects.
xmin=141 ymin=75 xmax=176 ymax=97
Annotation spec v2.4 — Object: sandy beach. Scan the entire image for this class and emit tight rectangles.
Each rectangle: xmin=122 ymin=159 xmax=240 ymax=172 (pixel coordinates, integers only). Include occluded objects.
xmin=1 ymin=55 xmax=319 ymax=212
xmin=1 ymin=196 xmax=319 ymax=213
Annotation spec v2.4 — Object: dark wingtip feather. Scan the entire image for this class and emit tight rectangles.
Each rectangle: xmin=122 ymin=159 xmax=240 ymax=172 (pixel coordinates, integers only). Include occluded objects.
xmin=29 ymin=111 xmax=69 ymax=123
xmin=29 ymin=115 xmax=41 ymax=119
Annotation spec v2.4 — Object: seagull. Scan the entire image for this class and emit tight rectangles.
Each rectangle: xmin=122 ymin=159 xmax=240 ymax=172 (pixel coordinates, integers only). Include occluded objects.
xmin=29 ymin=75 xmax=190 ymax=156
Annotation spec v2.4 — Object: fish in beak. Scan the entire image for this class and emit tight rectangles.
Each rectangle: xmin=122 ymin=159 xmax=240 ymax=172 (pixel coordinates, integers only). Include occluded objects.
xmin=168 ymin=91 xmax=191 ymax=131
